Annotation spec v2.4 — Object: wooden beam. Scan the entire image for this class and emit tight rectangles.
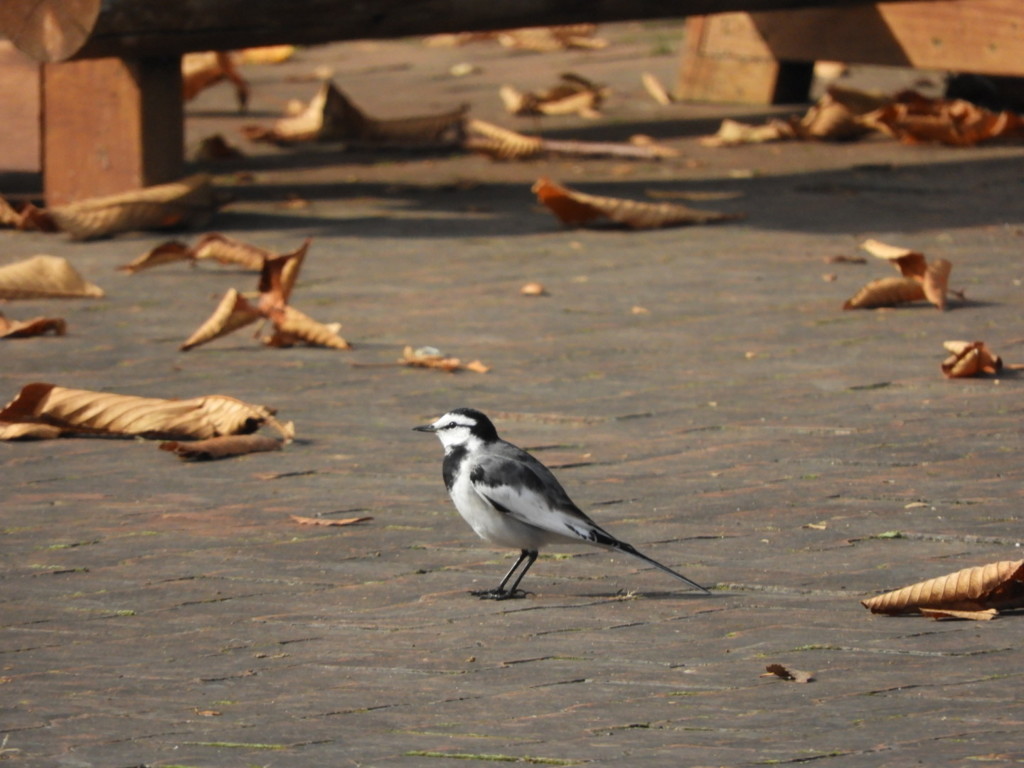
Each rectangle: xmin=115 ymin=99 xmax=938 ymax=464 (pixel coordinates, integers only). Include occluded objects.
xmin=677 ymin=0 xmax=1024 ymax=104
xmin=41 ymin=56 xmax=183 ymax=206
xmin=3 ymin=0 xmax=922 ymax=62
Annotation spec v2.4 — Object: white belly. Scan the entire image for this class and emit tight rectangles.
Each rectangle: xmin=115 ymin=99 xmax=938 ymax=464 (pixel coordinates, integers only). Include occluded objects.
xmin=448 ymin=473 xmax=549 ymax=551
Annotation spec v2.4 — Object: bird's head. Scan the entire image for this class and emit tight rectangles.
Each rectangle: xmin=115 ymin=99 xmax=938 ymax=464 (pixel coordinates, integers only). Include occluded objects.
xmin=413 ymin=407 xmax=499 ymax=449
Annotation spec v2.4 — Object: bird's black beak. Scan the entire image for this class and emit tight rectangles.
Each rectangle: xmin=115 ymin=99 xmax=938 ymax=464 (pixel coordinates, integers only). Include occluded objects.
xmin=412 ymin=423 xmax=436 ymax=433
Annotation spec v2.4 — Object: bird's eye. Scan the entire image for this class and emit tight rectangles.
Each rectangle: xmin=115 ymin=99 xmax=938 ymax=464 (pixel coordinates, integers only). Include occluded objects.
xmin=446 ymin=421 xmax=457 ymax=429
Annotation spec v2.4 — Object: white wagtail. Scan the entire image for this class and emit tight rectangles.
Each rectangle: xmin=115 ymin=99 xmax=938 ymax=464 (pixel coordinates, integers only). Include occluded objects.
xmin=413 ymin=407 xmax=709 ymax=599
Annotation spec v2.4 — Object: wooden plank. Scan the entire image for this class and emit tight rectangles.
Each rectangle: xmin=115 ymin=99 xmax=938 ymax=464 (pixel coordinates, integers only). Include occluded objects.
xmin=749 ymin=0 xmax=1024 ymax=76
xmin=41 ymin=56 xmax=183 ymax=206
xmin=2 ymin=0 xmax=916 ymax=62
xmin=677 ymin=0 xmax=1024 ymax=104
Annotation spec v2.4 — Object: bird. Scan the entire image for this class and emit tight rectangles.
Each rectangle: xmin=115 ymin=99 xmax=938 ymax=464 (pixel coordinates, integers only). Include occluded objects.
xmin=413 ymin=407 xmax=709 ymax=600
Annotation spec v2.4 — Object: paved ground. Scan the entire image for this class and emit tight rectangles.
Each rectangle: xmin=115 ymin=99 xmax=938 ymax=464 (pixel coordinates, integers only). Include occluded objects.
xmin=3 ymin=21 xmax=1024 ymax=768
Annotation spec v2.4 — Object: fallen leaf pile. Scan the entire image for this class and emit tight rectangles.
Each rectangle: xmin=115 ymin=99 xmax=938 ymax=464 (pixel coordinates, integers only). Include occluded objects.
xmin=842 ymin=239 xmax=952 ymax=310
xmin=500 ymin=73 xmax=609 ymax=119
xmin=532 ymin=177 xmax=742 ymax=230
xmin=941 ymin=340 xmax=1003 ymax=378
xmin=465 ymin=119 xmax=677 ymax=161
xmin=0 ymin=255 xmax=104 ymax=299
xmin=862 ymin=560 xmax=1024 ymax=620
xmin=180 ymin=239 xmax=351 ymax=351
xmin=702 ymin=87 xmax=1024 ymax=147
xmin=0 ymin=382 xmax=293 ymax=445
xmin=242 ymin=80 xmax=467 ymax=146
xmin=118 ymin=233 xmax=272 ymax=274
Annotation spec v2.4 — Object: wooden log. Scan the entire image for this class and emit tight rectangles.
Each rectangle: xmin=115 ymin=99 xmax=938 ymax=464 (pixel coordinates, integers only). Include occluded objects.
xmin=2 ymin=0 xmax=914 ymax=63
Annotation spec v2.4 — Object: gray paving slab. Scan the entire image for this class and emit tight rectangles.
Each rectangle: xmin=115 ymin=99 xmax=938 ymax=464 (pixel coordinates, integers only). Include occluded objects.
xmin=3 ymin=20 xmax=1024 ymax=768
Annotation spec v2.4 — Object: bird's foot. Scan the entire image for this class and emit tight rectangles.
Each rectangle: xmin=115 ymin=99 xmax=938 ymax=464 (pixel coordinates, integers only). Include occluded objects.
xmin=471 ymin=588 xmax=528 ymax=601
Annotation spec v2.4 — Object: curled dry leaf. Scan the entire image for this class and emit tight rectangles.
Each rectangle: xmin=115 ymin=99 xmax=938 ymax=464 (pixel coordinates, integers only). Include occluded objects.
xmin=243 ymin=80 xmax=467 ymax=146
xmin=641 ymin=72 xmax=673 ymax=106
xmin=0 ymin=255 xmax=104 ymax=299
xmin=862 ymin=560 xmax=1024 ymax=617
xmin=48 ymin=174 xmax=219 ymax=240
xmin=261 ymin=306 xmax=351 ymax=350
xmin=180 ymin=288 xmax=263 ymax=351
xmin=290 ymin=514 xmax=373 ymax=526
xmin=0 ymin=196 xmax=58 ymax=232
xmin=0 ymin=312 xmax=67 ymax=339
xmin=843 ymin=276 xmax=925 ymax=309
xmin=763 ymin=664 xmax=814 ymax=683
xmin=521 ymin=282 xmax=547 ymax=296
xmin=464 ymin=119 xmax=677 ymax=162
xmin=401 ymin=346 xmax=488 ymax=373
xmin=532 ymin=177 xmax=741 ymax=230
xmin=500 ymin=73 xmax=608 ymax=119
xmin=0 ymin=382 xmax=294 ymax=442
xmin=160 ymin=434 xmax=283 ymax=461
xmin=182 ymin=51 xmax=249 ymax=110
xmin=120 ymin=233 xmax=271 ymax=274
xmin=941 ymin=340 xmax=1002 ymax=378
xmin=844 ymin=239 xmax=952 ymax=310
xmin=180 ymin=239 xmax=350 ymax=351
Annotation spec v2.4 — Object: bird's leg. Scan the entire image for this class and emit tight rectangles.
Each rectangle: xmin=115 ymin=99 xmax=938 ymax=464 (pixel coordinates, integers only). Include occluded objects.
xmin=471 ymin=549 xmax=537 ymax=600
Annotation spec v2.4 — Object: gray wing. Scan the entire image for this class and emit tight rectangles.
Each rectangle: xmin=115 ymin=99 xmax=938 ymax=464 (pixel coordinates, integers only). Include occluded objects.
xmin=469 ymin=447 xmax=615 ymax=546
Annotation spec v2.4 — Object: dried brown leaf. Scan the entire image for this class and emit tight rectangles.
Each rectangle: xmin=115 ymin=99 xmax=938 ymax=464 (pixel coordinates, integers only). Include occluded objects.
xmin=941 ymin=340 xmax=1002 ymax=378
xmin=500 ymin=74 xmax=608 ymax=118
xmin=842 ymin=276 xmax=925 ymax=309
xmin=160 ymin=434 xmax=283 ymax=461
xmin=243 ymin=80 xmax=466 ymax=145
xmin=532 ymin=177 xmax=741 ymax=230
xmin=862 ymin=560 xmax=1024 ymax=615
xmin=182 ymin=51 xmax=249 ymax=110
xmin=641 ymin=72 xmax=673 ymax=106
xmin=918 ymin=607 xmax=998 ymax=621
xmin=860 ymin=238 xmax=928 ymax=279
xmin=0 ymin=197 xmax=58 ymax=232
xmin=290 ymin=514 xmax=373 ymax=526
xmin=0 ymin=422 xmax=63 ymax=440
xmin=401 ymin=345 xmax=462 ymax=372
xmin=49 ymin=174 xmax=218 ymax=240
xmin=0 ymin=312 xmax=66 ymax=339
xmin=922 ymin=258 xmax=951 ymax=310
xmin=0 ymin=255 xmax=104 ymax=299
xmin=180 ymin=288 xmax=263 ymax=351
xmin=700 ymin=118 xmax=797 ymax=147
xmin=764 ymin=663 xmax=814 ymax=683
xmin=261 ymin=306 xmax=351 ymax=350
xmin=0 ymin=383 xmax=294 ymax=441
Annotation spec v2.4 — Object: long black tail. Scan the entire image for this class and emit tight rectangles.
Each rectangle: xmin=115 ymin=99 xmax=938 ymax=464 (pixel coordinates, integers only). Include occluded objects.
xmin=614 ymin=541 xmax=710 ymax=594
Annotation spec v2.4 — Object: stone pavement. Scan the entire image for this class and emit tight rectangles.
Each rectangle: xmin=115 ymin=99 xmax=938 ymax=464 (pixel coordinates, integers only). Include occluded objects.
xmin=2 ymin=22 xmax=1024 ymax=768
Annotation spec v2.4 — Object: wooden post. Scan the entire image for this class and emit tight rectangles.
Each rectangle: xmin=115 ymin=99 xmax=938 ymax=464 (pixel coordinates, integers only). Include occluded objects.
xmin=676 ymin=14 xmax=813 ymax=104
xmin=41 ymin=56 xmax=183 ymax=206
